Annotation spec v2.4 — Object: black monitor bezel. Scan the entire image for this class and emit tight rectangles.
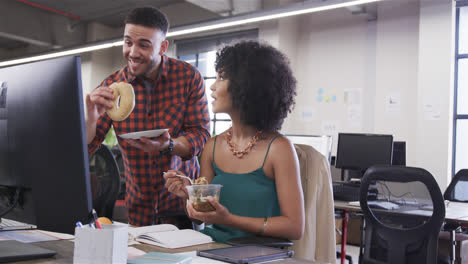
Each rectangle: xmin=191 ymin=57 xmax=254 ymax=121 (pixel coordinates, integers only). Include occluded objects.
xmin=335 ymin=132 xmax=394 ymax=172
xmin=0 ymin=56 xmax=92 ymax=234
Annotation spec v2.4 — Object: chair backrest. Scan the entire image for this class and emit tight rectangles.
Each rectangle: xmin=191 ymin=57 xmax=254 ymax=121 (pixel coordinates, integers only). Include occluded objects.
xmin=111 ymin=146 xmax=126 ymax=200
xmin=89 ymin=144 xmax=121 ymax=219
xmin=226 ymin=143 xmax=336 ymax=262
xmin=444 ymin=169 xmax=468 ymax=202
xmin=359 ymin=165 xmax=445 ymax=264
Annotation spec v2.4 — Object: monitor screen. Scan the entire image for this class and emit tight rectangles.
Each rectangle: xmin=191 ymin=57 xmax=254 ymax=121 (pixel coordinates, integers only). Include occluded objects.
xmin=285 ymin=134 xmax=332 ymax=161
xmin=0 ymin=56 xmax=92 ymax=234
xmin=335 ymin=133 xmax=393 ymax=171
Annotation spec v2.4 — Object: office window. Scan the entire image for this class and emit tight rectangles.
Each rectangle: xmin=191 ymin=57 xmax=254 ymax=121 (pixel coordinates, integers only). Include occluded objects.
xmin=179 ymin=51 xmax=232 ymax=135
xmin=459 ymin=6 xmax=468 ymax=54
xmin=453 ymin=5 xmax=468 ymax=174
xmin=176 ymin=30 xmax=258 ymax=135
xmin=458 ymin=59 xmax=468 ymax=115
xmin=455 ymin=120 xmax=468 ymax=173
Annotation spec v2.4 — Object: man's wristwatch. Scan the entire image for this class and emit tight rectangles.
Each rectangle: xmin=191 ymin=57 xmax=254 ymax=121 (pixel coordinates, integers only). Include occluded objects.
xmin=160 ymin=139 xmax=174 ymax=155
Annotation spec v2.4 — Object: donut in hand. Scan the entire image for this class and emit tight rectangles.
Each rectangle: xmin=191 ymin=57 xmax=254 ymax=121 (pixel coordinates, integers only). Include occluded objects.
xmin=106 ymin=82 xmax=135 ymax=121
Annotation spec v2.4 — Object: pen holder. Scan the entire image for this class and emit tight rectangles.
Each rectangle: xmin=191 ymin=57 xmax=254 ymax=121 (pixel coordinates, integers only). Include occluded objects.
xmin=73 ymin=224 xmax=128 ymax=264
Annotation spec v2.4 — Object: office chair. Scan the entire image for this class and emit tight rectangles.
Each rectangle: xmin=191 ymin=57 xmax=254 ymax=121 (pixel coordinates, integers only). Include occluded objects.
xmin=444 ymin=169 xmax=468 ymax=202
xmin=89 ymin=144 xmax=121 ymax=219
xmin=440 ymin=169 xmax=468 ymax=264
xmin=111 ymin=146 xmax=126 ymax=200
xmin=359 ymin=165 xmax=445 ymax=264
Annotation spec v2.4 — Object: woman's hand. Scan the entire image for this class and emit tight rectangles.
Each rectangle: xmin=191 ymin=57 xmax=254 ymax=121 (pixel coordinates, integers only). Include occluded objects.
xmin=163 ymin=170 xmax=190 ymax=199
xmin=186 ymin=197 xmax=231 ymax=225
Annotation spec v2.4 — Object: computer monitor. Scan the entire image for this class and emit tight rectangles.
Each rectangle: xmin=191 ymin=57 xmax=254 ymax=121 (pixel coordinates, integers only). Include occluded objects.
xmin=0 ymin=56 xmax=92 ymax=234
xmin=285 ymin=134 xmax=332 ymax=162
xmin=335 ymin=133 xmax=393 ymax=177
xmin=392 ymin=141 xmax=406 ymax=166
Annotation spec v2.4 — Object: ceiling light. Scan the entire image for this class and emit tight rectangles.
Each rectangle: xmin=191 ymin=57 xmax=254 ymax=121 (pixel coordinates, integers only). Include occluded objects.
xmin=167 ymin=0 xmax=382 ymax=37
xmin=0 ymin=0 xmax=382 ymax=67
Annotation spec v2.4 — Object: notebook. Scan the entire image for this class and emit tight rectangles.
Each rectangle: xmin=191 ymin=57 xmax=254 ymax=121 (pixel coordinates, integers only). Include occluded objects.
xmin=129 ymin=224 xmax=213 ymax=249
xmin=197 ymin=245 xmax=294 ymax=264
xmin=0 ymin=240 xmax=56 ymax=263
xmin=127 ymin=252 xmax=192 ymax=264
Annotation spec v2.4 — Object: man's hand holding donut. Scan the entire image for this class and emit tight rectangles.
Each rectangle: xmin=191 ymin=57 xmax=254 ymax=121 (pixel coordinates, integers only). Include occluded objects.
xmin=86 ymin=86 xmax=115 ymax=124
xmin=86 ymin=86 xmax=115 ymax=144
xmin=86 ymin=82 xmax=135 ymax=144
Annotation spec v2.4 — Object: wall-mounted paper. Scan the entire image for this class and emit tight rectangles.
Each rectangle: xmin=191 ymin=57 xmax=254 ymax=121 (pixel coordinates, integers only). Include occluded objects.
xmin=321 ymin=120 xmax=340 ymax=137
xmin=385 ymin=92 xmax=401 ymax=115
xmin=423 ymin=102 xmax=441 ymax=120
xmin=344 ymin=89 xmax=361 ymax=105
xmin=317 ymin=88 xmax=338 ymax=103
xmin=347 ymin=105 xmax=362 ymax=125
xmin=301 ymin=107 xmax=316 ymax=121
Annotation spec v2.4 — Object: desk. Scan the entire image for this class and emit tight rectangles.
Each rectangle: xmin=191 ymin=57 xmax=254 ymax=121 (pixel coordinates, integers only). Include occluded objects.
xmin=334 ymin=200 xmax=468 ymax=264
xmin=9 ymin=239 xmax=322 ymax=264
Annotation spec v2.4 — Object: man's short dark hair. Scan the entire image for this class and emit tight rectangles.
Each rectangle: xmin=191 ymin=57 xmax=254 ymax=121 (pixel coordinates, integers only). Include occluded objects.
xmin=124 ymin=7 xmax=169 ymax=35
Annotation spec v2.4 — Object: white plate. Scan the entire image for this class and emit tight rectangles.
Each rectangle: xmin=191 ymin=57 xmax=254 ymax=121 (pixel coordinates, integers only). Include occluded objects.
xmin=119 ymin=129 xmax=169 ymax=139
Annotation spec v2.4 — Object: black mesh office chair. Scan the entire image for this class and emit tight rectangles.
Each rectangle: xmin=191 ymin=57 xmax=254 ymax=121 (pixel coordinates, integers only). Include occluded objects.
xmin=441 ymin=169 xmax=468 ymax=264
xmin=89 ymin=144 xmax=121 ymax=219
xmin=444 ymin=169 xmax=468 ymax=202
xmin=111 ymin=146 xmax=126 ymax=200
xmin=359 ymin=165 xmax=445 ymax=264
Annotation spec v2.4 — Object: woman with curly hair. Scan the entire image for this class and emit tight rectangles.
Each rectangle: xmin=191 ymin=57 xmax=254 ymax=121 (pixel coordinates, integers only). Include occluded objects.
xmin=164 ymin=40 xmax=304 ymax=242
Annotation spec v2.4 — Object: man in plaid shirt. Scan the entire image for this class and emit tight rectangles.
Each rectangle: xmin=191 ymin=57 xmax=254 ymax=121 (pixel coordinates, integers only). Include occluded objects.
xmin=86 ymin=7 xmax=210 ymax=227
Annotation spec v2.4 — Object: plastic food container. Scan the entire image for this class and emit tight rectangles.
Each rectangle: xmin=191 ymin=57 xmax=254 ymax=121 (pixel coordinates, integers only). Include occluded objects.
xmin=186 ymin=184 xmax=223 ymax=212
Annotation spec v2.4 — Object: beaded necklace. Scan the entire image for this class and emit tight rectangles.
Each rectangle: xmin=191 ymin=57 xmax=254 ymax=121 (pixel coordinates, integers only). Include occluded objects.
xmin=225 ymin=127 xmax=262 ymax=158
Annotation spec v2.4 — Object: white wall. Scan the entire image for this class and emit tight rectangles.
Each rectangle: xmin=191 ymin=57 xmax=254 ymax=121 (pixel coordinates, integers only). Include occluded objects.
xmin=259 ymin=0 xmax=455 ymax=188
xmin=79 ymin=0 xmax=456 ymax=189
xmin=374 ymin=1 xmax=419 ymax=164
xmin=414 ymin=0 xmax=455 ymax=188
xmin=273 ymin=8 xmax=371 ymax=151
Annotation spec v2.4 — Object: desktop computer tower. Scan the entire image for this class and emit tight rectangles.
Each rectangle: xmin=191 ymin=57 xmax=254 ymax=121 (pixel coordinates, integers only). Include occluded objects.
xmin=392 ymin=141 xmax=406 ymax=166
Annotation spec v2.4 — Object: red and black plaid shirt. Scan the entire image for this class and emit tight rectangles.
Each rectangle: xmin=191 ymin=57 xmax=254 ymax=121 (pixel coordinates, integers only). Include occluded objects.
xmin=88 ymin=55 xmax=210 ymax=226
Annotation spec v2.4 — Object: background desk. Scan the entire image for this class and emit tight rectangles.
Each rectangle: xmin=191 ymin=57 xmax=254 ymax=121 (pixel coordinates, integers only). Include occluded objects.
xmin=334 ymin=200 xmax=468 ymax=264
xmin=10 ymin=239 xmax=322 ymax=264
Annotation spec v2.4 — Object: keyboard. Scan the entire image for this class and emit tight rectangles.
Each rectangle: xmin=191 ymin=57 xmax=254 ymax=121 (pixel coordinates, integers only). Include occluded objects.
xmin=0 ymin=218 xmax=36 ymax=231
xmin=333 ymin=181 xmax=361 ymax=201
xmin=367 ymin=201 xmax=400 ymax=210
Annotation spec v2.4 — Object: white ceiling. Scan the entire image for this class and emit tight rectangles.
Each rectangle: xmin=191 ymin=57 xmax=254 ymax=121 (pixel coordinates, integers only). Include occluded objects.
xmin=0 ymin=0 xmax=264 ymax=60
xmin=0 ymin=0 xmax=379 ymax=61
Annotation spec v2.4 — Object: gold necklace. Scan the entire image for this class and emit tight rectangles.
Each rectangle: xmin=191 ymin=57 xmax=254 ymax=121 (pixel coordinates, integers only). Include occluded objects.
xmin=225 ymin=127 xmax=262 ymax=158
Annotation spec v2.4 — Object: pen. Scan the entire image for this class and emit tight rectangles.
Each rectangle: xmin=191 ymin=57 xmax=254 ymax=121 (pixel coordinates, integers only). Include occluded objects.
xmin=92 ymin=209 xmax=103 ymax=229
xmin=76 ymin=221 xmax=83 ymax=228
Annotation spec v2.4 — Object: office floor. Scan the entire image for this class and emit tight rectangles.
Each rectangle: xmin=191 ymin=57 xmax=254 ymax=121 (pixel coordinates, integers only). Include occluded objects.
xmin=336 ymin=244 xmax=360 ymax=264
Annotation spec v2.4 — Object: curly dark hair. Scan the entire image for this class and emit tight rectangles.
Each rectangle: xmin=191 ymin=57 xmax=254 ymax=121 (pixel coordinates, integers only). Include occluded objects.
xmin=215 ymin=41 xmax=296 ymax=132
xmin=124 ymin=7 xmax=169 ymax=35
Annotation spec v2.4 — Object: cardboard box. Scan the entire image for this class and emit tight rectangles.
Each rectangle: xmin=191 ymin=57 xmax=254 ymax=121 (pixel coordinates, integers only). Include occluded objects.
xmin=335 ymin=216 xmax=362 ymax=246
xmin=347 ymin=217 xmax=362 ymax=246
xmin=335 ymin=218 xmax=342 ymax=244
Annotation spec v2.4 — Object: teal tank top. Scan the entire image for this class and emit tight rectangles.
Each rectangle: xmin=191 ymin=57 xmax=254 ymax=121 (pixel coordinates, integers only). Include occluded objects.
xmin=200 ymin=135 xmax=282 ymax=243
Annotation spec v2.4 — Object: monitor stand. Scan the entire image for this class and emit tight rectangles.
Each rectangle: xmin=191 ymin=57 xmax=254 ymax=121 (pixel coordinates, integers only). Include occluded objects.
xmin=341 ymin=169 xmax=364 ymax=182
